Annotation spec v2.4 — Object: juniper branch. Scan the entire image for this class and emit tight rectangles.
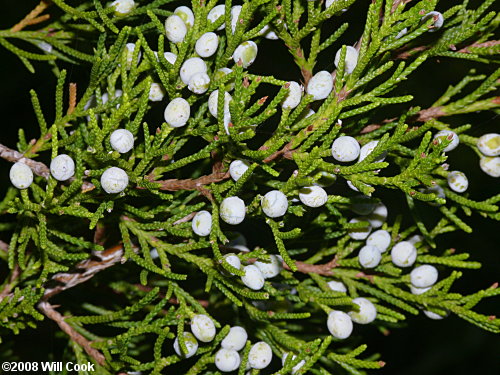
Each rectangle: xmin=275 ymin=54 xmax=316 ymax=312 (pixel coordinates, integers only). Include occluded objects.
xmin=38 ymin=301 xmax=106 ymax=366
xmin=11 ymin=0 xmax=52 ymax=32
xmin=0 ymin=0 xmax=499 ymax=372
xmin=283 ymin=256 xmax=340 ymax=276
xmin=0 ymin=142 xmax=95 ymax=192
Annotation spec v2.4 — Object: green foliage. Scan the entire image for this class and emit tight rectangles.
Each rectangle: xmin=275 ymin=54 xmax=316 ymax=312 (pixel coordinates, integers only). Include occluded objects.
xmin=0 ymin=0 xmax=499 ymax=374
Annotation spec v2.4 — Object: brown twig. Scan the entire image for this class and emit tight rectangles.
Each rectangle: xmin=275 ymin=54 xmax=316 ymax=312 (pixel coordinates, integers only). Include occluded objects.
xmin=19 ymin=216 xmax=189 ymax=302
xmin=458 ymin=40 xmax=500 ymax=53
xmin=93 ymin=223 xmax=107 ymax=246
xmin=394 ymin=45 xmax=429 ymax=60
xmin=172 ymin=212 xmax=197 ymax=225
xmin=355 ymin=271 xmax=375 ymax=284
xmin=415 ymin=106 xmax=445 ymax=122
xmin=11 ymin=0 xmax=52 ymax=32
xmin=283 ymin=256 xmax=339 ymax=276
xmin=0 ymin=142 xmax=95 ymax=192
xmin=26 ymin=216 xmax=193 ymax=301
xmin=149 ymin=171 xmax=230 ymax=196
xmin=1 ymin=143 xmax=51 ymax=179
xmin=145 ymin=148 xmax=230 ymax=201
xmin=0 ymin=218 xmax=194 ymax=366
xmin=0 ymin=240 xmax=8 ymax=252
xmin=21 ymin=14 xmax=52 ymax=29
xmin=300 ymin=66 xmax=313 ymax=87
xmin=360 ymin=104 xmax=446 ymax=134
xmin=67 ymin=83 xmax=77 ymax=115
xmin=391 ymin=0 xmax=412 ymax=13
xmin=360 ymin=124 xmax=382 ymax=134
xmin=27 ymin=132 xmax=52 ymax=156
xmin=211 ymin=149 xmax=225 ymax=175
xmin=43 ymin=244 xmax=127 ymax=300
xmin=38 ymin=301 xmax=106 ymax=366
xmin=1 ymin=241 xmax=130 ymax=302
xmin=396 ymin=39 xmax=500 ymax=60
xmin=261 ymin=141 xmax=294 ymax=163
xmin=0 ymin=265 xmax=20 ymax=300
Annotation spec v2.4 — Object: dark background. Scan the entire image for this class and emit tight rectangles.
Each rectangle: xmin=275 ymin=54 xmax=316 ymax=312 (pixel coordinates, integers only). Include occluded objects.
xmin=0 ymin=1 xmax=499 ymax=374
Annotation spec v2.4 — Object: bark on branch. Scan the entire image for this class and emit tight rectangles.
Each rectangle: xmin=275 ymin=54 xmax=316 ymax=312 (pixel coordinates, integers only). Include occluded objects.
xmin=11 ymin=0 xmax=52 ymax=32
xmin=0 ymin=143 xmax=95 ymax=192
xmin=360 ymin=105 xmax=446 ymax=134
xmin=458 ymin=40 xmax=500 ymax=53
xmin=0 ymin=265 xmax=20 ymax=300
xmin=245 ymin=255 xmax=339 ymax=276
xmin=38 ymin=301 xmax=106 ymax=367
xmin=42 ymin=244 xmax=126 ymax=300
xmin=283 ymin=256 xmax=339 ymax=276
xmin=144 ymin=150 xmax=229 ymax=201
xmin=151 ymin=171 xmax=230 ymax=192
xmin=1 ymin=143 xmax=51 ymax=179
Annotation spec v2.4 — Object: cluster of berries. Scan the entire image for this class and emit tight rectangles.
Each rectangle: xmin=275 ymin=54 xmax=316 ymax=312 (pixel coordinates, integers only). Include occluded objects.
xmin=10 ymin=129 xmax=134 ymax=194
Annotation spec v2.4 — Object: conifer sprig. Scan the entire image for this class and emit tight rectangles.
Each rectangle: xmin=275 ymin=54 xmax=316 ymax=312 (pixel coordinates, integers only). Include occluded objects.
xmin=0 ymin=0 xmax=499 ymax=373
